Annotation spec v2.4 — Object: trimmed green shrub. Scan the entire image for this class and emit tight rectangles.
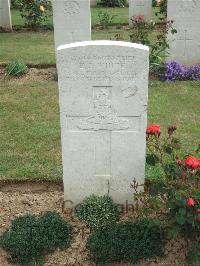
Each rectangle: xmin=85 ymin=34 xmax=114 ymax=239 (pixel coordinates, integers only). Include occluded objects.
xmin=75 ymin=195 xmax=121 ymax=230
xmin=97 ymin=0 xmax=127 ymax=7
xmin=5 ymin=60 xmax=28 ymax=77
xmin=87 ymin=218 xmax=164 ymax=264
xmin=0 ymin=212 xmax=71 ymax=265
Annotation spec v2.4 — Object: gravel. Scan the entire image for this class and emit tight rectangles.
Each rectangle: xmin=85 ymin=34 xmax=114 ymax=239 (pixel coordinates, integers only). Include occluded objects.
xmin=0 ymin=190 xmax=188 ymax=266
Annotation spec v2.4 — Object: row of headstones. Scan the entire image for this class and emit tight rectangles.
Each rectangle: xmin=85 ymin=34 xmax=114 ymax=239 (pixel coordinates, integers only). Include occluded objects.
xmin=53 ymin=0 xmax=200 ymax=66
xmin=0 ymin=0 xmax=152 ymax=31
xmin=1 ymin=0 xmax=200 ymax=66
xmin=53 ymin=0 xmax=153 ymax=49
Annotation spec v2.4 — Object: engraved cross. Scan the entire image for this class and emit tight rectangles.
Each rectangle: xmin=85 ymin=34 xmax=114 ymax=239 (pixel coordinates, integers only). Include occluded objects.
xmin=177 ymin=30 xmax=193 ymax=56
xmin=66 ymin=86 xmax=141 ymax=181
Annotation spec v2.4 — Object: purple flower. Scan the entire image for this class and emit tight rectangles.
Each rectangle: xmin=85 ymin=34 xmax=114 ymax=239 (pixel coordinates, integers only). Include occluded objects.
xmin=185 ymin=65 xmax=200 ymax=81
xmin=160 ymin=61 xmax=200 ymax=81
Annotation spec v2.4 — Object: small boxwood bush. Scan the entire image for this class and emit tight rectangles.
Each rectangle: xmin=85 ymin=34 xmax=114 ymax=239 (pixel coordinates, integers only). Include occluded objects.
xmin=87 ymin=218 xmax=164 ymax=264
xmin=75 ymin=195 xmax=121 ymax=230
xmin=0 ymin=211 xmax=71 ymax=265
xmin=5 ymin=60 xmax=28 ymax=77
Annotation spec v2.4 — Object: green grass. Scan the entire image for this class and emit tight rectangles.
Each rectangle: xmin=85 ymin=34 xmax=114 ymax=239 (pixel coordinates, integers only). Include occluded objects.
xmin=0 ymin=78 xmax=199 ymax=180
xmin=0 ymin=32 xmax=55 ymax=65
xmin=148 ymin=81 xmax=200 ymax=153
xmin=10 ymin=7 xmax=162 ymax=28
xmin=0 ymin=30 xmax=131 ymax=64
xmin=0 ymin=7 xmax=198 ymax=181
xmin=0 ymin=29 xmax=160 ymax=64
xmin=0 ymin=77 xmax=62 ymax=180
xmin=0 ymin=6 xmax=162 ymax=64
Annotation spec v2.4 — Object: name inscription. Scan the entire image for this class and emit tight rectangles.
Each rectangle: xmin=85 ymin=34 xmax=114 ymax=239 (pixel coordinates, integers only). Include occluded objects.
xmin=58 ymin=55 xmax=137 ymax=82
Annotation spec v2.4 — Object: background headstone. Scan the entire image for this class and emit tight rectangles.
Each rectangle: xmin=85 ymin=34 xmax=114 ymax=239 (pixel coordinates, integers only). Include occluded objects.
xmin=0 ymin=0 xmax=12 ymax=30
xmin=129 ymin=0 xmax=152 ymax=23
xmin=52 ymin=0 xmax=91 ymax=49
xmin=90 ymin=0 xmax=98 ymax=7
xmin=167 ymin=0 xmax=200 ymax=66
xmin=57 ymin=41 xmax=149 ymax=205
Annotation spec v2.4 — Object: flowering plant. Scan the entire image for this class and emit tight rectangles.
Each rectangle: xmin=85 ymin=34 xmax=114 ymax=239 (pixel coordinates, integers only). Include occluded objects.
xmin=17 ymin=0 xmax=52 ymax=29
xmin=130 ymin=15 xmax=154 ymax=46
xmin=160 ymin=61 xmax=200 ymax=81
xmin=134 ymin=125 xmax=200 ymax=263
xmin=129 ymin=17 xmax=177 ymax=73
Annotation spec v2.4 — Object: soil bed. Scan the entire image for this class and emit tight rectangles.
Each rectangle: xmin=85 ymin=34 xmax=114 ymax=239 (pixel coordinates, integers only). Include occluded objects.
xmin=0 ymin=21 xmax=165 ymax=34
xmin=0 ymin=184 xmax=188 ymax=266
xmin=0 ymin=67 xmax=57 ymax=82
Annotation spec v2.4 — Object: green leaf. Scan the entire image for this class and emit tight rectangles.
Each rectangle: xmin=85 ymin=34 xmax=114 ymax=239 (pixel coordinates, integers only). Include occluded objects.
xmin=176 ymin=215 xmax=185 ymax=225
xmin=168 ymin=227 xmax=178 ymax=238
xmin=178 ymin=208 xmax=186 ymax=216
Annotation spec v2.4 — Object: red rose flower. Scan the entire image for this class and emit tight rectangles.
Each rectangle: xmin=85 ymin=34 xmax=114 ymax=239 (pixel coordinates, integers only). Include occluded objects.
xmin=135 ymin=15 xmax=144 ymax=21
xmin=184 ymin=156 xmax=200 ymax=169
xmin=187 ymin=197 xmax=195 ymax=207
xmin=146 ymin=124 xmax=161 ymax=136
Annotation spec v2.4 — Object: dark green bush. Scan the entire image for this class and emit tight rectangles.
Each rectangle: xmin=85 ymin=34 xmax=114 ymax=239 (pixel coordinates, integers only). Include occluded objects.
xmin=152 ymin=0 xmax=157 ymax=7
xmin=87 ymin=218 xmax=164 ymax=264
xmin=0 ymin=212 xmax=71 ymax=265
xmin=75 ymin=195 xmax=121 ymax=230
xmin=5 ymin=60 xmax=28 ymax=77
xmin=97 ymin=0 xmax=127 ymax=7
xmin=11 ymin=0 xmax=20 ymax=9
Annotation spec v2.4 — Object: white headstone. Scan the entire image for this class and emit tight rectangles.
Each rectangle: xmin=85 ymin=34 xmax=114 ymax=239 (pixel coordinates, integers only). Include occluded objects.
xmin=52 ymin=0 xmax=91 ymax=49
xmin=57 ymin=41 xmax=149 ymax=206
xmin=129 ymin=0 xmax=152 ymax=23
xmin=167 ymin=0 xmax=200 ymax=66
xmin=0 ymin=0 xmax=12 ymax=30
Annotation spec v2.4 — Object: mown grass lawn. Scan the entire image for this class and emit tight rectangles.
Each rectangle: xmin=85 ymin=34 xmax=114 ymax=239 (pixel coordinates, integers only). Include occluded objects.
xmin=0 ymin=6 xmax=199 ymax=182
xmin=10 ymin=7 xmax=163 ymax=28
xmin=1 ymin=30 xmax=131 ymax=65
xmin=0 ymin=32 xmax=55 ymax=65
xmin=0 ymin=28 xmax=160 ymax=64
xmin=0 ymin=6 xmax=163 ymax=64
xmin=0 ymin=75 xmax=199 ymax=180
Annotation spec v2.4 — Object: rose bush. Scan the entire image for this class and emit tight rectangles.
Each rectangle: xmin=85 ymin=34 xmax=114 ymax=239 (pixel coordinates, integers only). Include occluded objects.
xmin=17 ymin=0 xmax=52 ymax=29
xmin=129 ymin=17 xmax=177 ymax=74
xmin=134 ymin=124 xmax=200 ymax=264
